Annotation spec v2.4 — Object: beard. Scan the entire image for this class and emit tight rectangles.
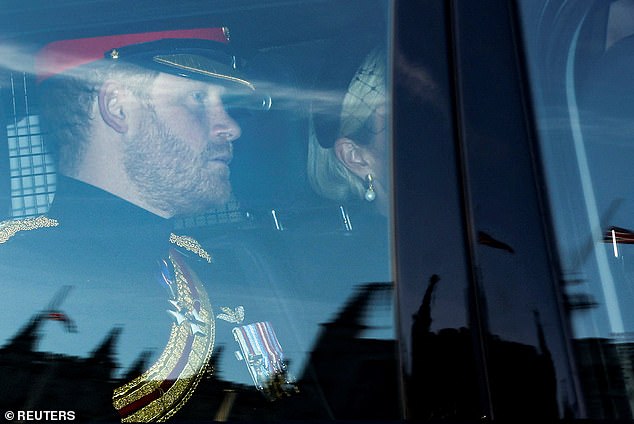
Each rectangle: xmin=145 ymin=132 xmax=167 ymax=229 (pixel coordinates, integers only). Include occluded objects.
xmin=123 ymin=108 xmax=233 ymax=217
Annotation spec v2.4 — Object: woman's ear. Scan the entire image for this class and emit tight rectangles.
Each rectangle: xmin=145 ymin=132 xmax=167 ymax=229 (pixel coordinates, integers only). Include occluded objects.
xmin=334 ymin=137 xmax=372 ymax=179
xmin=98 ymin=80 xmax=130 ymax=134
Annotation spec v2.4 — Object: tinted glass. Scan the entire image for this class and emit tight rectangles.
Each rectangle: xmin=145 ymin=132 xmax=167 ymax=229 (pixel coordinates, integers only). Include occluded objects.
xmin=0 ymin=1 xmax=398 ymax=421
xmin=390 ymin=1 xmax=479 ymax=419
xmin=519 ymin=0 xmax=634 ymax=419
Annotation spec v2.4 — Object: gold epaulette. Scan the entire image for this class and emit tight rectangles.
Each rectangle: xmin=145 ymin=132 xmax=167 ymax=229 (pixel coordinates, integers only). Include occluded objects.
xmin=169 ymin=233 xmax=212 ymax=263
xmin=0 ymin=216 xmax=59 ymax=244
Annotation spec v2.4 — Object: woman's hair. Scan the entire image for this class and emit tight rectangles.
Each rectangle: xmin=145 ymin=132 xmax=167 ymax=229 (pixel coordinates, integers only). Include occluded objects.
xmin=38 ymin=61 xmax=157 ymax=175
xmin=307 ymin=47 xmax=387 ymax=202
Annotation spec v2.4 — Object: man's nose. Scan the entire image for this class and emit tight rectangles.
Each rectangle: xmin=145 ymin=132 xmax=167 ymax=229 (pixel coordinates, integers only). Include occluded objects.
xmin=210 ymin=106 xmax=241 ymax=143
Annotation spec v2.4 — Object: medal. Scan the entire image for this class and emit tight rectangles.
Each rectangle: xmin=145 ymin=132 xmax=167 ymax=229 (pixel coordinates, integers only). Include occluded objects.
xmin=233 ymin=321 xmax=298 ymax=400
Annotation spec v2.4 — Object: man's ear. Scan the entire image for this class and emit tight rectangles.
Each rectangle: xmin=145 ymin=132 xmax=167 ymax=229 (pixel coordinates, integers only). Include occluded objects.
xmin=334 ymin=137 xmax=371 ymax=179
xmin=98 ymin=80 xmax=130 ymax=134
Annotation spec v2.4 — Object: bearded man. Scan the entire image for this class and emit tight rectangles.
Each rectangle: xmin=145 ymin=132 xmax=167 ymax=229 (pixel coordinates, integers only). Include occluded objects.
xmin=0 ymin=28 xmax=294 ymax=421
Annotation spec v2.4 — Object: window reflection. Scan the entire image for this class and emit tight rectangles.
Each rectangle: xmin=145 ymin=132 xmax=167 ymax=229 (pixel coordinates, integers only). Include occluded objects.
xmin=0 ymin=1 xmax=398 ymax=421
xmin=519 ymin=0 xmax=634 ymax=418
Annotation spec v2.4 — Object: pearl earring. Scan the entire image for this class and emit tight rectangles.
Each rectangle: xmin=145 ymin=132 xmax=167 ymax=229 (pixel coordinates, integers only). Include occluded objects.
xmin=364 ymin=174 xmax=376 ymax=202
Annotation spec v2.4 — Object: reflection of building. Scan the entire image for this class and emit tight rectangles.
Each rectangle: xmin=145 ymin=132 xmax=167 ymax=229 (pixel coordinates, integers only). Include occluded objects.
xmin=617 ymin=342 xmax=634 ymax=417
xmin=296 ymin=283 xmax=400 ymax=420
xmin=0 ymin=315 xmax=121 ymax=421
xmin=574 ymin=338 xmax=634 ymax=419
xmin=407 ymin=275 xmax=559 ymax=420
xmin=0 ymin=284 xmax=400 ymax=421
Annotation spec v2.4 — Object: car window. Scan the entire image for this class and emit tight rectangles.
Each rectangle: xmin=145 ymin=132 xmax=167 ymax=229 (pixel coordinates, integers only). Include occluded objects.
xmin=519 ymin=0 xmax=634 ymax=419
xmin=0 ymin=1 xmax=401 ymax=421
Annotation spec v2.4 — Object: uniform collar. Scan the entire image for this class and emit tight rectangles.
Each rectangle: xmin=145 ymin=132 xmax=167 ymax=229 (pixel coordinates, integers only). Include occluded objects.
xmin=49 ymin=176 xmax=170 ymax=227
xmin=47 ymin=176 xmax=175 ymax=253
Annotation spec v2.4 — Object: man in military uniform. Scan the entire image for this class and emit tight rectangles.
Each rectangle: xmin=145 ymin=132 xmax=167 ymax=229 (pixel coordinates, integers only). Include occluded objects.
xmin=0 ymin=28 xmax=299 ymax=421
xmin=0 ymin=27 xmax=403 ymax=422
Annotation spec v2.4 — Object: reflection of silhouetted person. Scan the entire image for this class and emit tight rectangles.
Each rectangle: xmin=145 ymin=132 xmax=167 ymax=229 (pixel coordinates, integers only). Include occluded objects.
xmin=408 ymin=274 xmax=560 ymax=420
xmin=409 ymin=274 xmax=480 ymax=419
xmin=413 ymin=274 xmax=439 ymax=335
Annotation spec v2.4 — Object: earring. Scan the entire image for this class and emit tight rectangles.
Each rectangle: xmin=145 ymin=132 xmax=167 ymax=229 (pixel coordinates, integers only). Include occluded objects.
xmin=364 ymin=174 xmax=376 ymax=202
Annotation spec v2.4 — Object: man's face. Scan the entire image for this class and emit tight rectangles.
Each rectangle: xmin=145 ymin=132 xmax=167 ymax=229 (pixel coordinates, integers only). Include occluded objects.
xmin=124 ymin=73 xmax=242 ymax=216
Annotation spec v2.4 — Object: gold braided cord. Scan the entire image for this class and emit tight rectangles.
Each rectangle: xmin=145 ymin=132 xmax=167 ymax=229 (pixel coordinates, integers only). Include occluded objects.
xmin=160 ymin=255 xmax=216 ymax=421
xmin=217 ymin=306 xmax=245 ymax=324
xmin=113 ymin=250 xmax=215 ymax=422
xmin=169 ymin=233 xmax=212 ymax=263
xmin=0 ymin=216 xmax=59 ymax=244
xmin=112 ymin=327 xmax=186 ymax=408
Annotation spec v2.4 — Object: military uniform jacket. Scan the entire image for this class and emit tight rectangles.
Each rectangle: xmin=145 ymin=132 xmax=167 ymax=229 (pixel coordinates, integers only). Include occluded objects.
xmin=0 ymin=176 xmax=399 ymax=422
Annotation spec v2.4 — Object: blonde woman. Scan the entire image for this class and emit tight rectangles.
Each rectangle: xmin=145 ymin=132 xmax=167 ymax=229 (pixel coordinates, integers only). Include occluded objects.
xmin=308 ymin=48 xmax=389 ymax=216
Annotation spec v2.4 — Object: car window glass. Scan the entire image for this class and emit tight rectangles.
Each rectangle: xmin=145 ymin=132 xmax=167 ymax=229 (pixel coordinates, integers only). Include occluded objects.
xmin=0 ymin=1 xmax=399 ymax=420
xmin=519 ymin=0 xmax=634 ymax=418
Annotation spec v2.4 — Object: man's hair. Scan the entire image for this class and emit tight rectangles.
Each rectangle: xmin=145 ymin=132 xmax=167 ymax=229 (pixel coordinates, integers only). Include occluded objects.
xmin=38 ymin=61 xmax=158 ymax=175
